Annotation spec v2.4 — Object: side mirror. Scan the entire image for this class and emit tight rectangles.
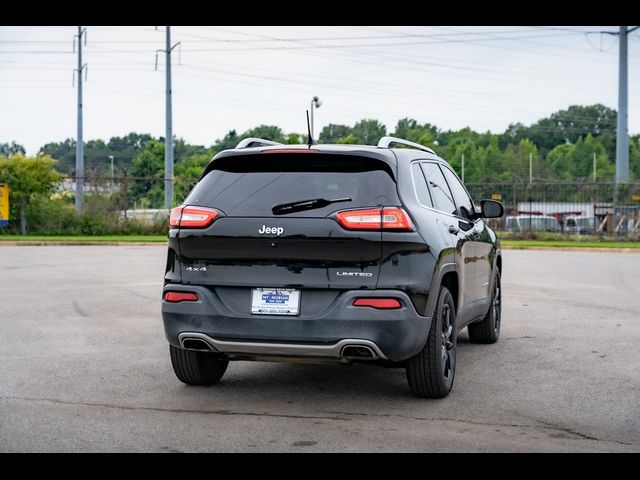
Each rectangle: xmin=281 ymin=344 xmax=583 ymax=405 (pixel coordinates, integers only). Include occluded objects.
xmin=480 ymin=199 xmax=504 ymax=219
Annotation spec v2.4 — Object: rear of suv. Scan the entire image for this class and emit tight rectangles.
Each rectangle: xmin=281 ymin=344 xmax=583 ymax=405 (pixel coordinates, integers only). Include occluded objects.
xmin=162 ymin=137 xmax=504 ymax=398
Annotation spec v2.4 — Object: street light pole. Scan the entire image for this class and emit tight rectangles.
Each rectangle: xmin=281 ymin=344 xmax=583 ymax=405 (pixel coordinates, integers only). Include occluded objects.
xmin=310 ymin=96 xmax=322 ymax=140
xmin=108 ymin=155 xmax=114 ymax=191
xmin=109 ymin=155 xmax=114 ymax=180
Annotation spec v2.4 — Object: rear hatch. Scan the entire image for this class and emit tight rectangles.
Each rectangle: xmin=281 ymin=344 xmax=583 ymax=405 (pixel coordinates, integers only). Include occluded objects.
xmin=175 ymin=151 xmax=401 ymax=290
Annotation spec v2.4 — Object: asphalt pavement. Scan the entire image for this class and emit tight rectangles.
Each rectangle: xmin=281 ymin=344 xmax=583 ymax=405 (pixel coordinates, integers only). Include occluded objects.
xmin=0 ymin=246 xmax=638 ymax=452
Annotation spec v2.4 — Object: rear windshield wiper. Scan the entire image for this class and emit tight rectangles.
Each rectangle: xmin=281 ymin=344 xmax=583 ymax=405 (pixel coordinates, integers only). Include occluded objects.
xmin=272 ymin=197 xmax=351 ymax=215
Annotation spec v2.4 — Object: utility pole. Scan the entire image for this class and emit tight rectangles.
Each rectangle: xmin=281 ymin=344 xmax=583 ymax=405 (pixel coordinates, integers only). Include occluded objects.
xmin=593 ymin=152 xmax=597 ymax=183
xmin=601 ymin=26 xmax=638 ymax=184
xmin=74 ymin=26 xmax=87 ymax=214
xmin=616 ymin=26 xmax=629 ymax=184
xmin=156 ymin=27 xmax=180 ymax=208
xmin=529 ymin=152 xmax=533 ymax=185
xmin=461 ymin=154 xmax=465 ymax=183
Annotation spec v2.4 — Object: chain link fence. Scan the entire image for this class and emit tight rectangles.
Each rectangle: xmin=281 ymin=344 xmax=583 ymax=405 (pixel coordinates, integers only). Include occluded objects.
xmin=48 ymin=174 xmax=640 ymax=240
xmin=465 ymin=182 xmax=640 ymax=239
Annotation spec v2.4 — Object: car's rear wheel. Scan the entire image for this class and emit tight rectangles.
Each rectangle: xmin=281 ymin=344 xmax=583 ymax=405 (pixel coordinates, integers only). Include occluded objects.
xmin=406 ymin=286 xmax=457 ymax=399
xmin=169 ymin=345 xmax=229 ymax=386
xmin=468 ymin=271 xmax=501 ymax=344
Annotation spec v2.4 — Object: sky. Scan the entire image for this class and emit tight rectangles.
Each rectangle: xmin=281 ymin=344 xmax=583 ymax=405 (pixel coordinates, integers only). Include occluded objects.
xmin=1 ymin=25 xmax=639 ymax=155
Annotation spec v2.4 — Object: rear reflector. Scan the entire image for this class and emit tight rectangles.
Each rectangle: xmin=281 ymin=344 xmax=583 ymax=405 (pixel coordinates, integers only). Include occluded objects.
xmin=164 ymin=291 xmax=199 ymax=303
xmin=353 ymin=298 xmax=402 ymax=309
xmin=336 ymin=207 xmax=413 ymax=231
xmin=169 ymin=206 xmax=219 ymax=228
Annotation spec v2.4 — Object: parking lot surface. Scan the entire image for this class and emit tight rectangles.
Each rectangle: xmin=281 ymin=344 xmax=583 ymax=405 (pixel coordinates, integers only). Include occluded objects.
xmin=1 ymin=246 xmax=639 ymax=452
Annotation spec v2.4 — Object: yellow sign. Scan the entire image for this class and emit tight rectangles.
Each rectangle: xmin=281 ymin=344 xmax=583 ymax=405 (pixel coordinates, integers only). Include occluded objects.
xmin=632 ymin=194 xmax=640 ymax=202
xmin=0 ymin=184 xmax=8 ymax=226
xmin=491 ymin=192 xmax=502 ymax=201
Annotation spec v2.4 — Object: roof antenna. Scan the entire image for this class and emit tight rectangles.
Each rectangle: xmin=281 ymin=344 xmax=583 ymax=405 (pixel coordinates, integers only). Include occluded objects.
xmin=306 ymin=110 xmax=316 ymax=146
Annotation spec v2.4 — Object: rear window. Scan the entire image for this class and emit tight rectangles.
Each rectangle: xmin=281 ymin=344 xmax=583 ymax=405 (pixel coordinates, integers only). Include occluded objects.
xmin=185 ymin=154 xmax=400 ymax=217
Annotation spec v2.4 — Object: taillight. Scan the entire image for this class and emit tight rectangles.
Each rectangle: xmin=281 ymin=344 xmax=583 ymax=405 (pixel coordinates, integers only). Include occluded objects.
xmin=353 ymin=298 xmax=402 ymax=309
xmin=336 ymin=207 xmax=413 ymax=231
xmin=169 ymin=206 xmax=219 ymax=228
xmin=164 ymin=291 xmax=199 ymax=303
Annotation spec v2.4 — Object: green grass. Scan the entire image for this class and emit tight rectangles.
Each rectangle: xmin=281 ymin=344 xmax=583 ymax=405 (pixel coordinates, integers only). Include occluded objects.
xmin=0 ymin=235 xmax=167 ymax=243
xmin=501 ymin=239 xmax=640 ymax=249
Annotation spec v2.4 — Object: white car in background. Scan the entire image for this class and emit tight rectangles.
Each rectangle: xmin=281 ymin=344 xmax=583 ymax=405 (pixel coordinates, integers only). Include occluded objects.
xmin=505 ymin=215 xmax=561 ymax=233
xmin=564 ymin=216 xmax=597 ymax=235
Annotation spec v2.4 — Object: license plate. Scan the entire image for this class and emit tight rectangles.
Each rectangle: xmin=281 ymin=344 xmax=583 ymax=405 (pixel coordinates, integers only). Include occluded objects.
xmin=251 ymin=288 xmax=300 ymax=316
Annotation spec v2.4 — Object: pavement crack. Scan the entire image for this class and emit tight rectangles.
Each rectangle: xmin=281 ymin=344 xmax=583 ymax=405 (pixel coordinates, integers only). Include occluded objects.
xmin=2 ymin=396 xmax=637 ymax=447
xmin=0 ymin=396 xmax=350 ymax=422
xmin=318 ymin=410 xmax=637 ymax=447
xmin=72 ymin=300 xmax=90 ymax=318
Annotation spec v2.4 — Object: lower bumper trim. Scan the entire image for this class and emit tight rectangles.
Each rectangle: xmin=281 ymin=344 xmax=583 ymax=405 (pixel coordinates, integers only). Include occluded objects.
xmin=177 ymin=332 xmax=387 ymax=360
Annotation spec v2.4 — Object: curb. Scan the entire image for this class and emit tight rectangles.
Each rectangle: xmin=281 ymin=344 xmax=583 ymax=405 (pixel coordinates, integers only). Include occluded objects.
xmin=0 ymin=242 xmax=166 ymax=247
xmin=501 ymin=245 xmax=640 ymax=253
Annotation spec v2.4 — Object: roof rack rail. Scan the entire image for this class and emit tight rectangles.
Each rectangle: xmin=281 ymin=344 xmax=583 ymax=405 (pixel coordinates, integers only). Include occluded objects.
xmin=236 ymin=138 xmax=283 ymax=149
xmin=378 ymin=136 xmax=435 ymax=155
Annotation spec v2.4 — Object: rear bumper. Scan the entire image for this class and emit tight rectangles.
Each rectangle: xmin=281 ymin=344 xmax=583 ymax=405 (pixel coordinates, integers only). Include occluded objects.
xmin=162 ymin=284 xmax=431 ymax=362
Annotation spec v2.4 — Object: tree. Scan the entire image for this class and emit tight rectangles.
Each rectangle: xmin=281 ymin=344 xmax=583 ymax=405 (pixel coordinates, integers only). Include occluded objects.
xmin=337 ymin=133 xmax=360 ymax=144
xmin=502 ymin=104 xmax=617 ymax=155
xmin=213 ymin=130 xmax=240 ymax=152
xmin=242 ymin=125 xmax=286 ymax=143
xmin=40 ymin=133 xmax=155 ymax=176
xmin=130 ymin=141 xmax=165 ymax=208
xmin=0 ymin=153 xmax=64 ymax=234
xmin=630 ymin=135 xmax=640 ymax=181
xmin=572 ymin=134 xmax=613 ymax=180
xmin=0 ymin=142 xmax=26 ymax=156
xmin=319 ymin=124 xmax=352 ymax=143
xmin=285 ymin=133 xmax=302 ymax=145
xmin=174 ymin=153 xmax=211 ymax=203
xmin=547 ymin=143 xmax=576 ymax=180
xmin=351 ymin=119 xmax=387 ymax=145
xmin=175 ymin=138 xmax=210 ymax=161
xmin=39 ymin=139 xmax=76 ymax=174
xmin=392 ymin=118 xmax=438 ymax=146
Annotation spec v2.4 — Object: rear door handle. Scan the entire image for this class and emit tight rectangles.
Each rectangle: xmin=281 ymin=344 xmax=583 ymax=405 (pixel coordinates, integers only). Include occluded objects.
xmin=448 ymin=225 xmax=460 ymax=234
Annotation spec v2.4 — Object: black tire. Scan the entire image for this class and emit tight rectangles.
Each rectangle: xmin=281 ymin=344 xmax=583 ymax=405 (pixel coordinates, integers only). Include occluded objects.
xmin=468 ymin=271 xmax=502 ymax=344
xmin=406 ymin=286 xmax=457 ymax=399
xmin=169 ymin=345 xmax=229 ymax=386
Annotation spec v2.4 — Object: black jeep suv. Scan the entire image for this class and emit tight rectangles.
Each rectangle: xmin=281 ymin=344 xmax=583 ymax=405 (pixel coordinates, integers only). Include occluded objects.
xmin=162 ymin=137 xmax=504 ymax=398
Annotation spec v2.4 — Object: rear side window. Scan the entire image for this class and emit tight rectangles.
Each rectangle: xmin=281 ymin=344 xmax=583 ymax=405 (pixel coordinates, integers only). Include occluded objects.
xmin=421 ymin=162 xmax=456 ymax=215
xmin=185 ymin=154 xmax=400 ymax=217
xmin=411 ymin=162 xmax=433 ymax=207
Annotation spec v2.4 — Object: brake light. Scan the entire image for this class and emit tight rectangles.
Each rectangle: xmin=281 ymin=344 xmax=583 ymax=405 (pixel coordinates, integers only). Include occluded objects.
xmin=353 ymin=298 xmax=402 ymax=309
xmin=336 ymin=207 xmax=413 ymax=231
xmin=262 ymin=149 xmax=321 ymax=154
xmin=169 ymin=206 xmax=219 ymax=228
xmin=164 ymin=291 xmax=199 ymax=303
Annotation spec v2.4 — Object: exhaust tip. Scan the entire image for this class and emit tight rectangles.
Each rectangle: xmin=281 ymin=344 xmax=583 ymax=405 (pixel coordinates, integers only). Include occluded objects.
xmin=342 ymin=345 xmax=377 ymax=360
xmin=182 ymin=338 xmax=213 ymax=352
